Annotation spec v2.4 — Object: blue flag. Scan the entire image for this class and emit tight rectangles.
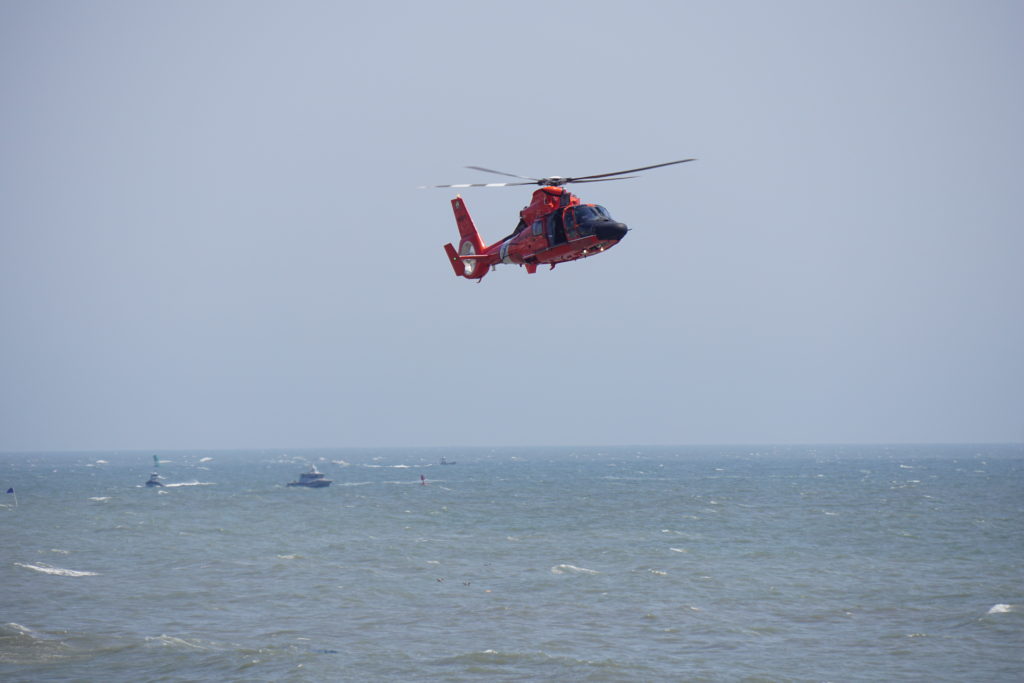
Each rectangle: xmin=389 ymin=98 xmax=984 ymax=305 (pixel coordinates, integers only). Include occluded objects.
xmin=5 ymin=488 xmax=12 ymax=494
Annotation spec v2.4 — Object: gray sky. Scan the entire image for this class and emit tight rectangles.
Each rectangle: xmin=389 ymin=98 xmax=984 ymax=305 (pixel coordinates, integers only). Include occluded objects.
xmin=2 ymin=1 xmax=1022 ymax=451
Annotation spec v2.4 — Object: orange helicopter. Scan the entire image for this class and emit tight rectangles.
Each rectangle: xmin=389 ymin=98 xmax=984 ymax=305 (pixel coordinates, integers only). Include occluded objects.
xmin=425 ymin=159 xmax=694 ymax=280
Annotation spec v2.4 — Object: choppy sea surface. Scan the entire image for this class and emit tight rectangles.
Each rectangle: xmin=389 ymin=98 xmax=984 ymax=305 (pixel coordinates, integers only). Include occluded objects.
xmin=1 ymin=444 xmax=1021 ymax=682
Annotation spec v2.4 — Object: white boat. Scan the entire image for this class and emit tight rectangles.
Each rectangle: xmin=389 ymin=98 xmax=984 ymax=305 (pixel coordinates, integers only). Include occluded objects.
xmin=287 ymin=465 xmax=332 ymax=488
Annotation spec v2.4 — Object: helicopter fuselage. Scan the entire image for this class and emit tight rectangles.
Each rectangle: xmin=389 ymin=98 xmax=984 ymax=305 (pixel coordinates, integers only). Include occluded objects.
xmin=443 ymin=187 xmax=629 ymax=280
xmin=433 ymin=158 xmax=694 ymax=280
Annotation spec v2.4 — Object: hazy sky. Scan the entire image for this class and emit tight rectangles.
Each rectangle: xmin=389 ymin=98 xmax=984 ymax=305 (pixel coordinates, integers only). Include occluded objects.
xmin=2 ymin=1 xmax=1021 ymax=452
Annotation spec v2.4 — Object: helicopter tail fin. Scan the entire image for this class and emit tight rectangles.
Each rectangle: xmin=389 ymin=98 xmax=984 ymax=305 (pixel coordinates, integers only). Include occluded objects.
xmin=444 ymin=196 xmax=490 ymax=279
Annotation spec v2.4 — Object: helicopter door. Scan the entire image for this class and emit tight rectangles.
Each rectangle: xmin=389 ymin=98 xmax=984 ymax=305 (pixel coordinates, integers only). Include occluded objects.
xmin=562 ymin=207 xmax=581 ymax=241
xmin=546 ymin=210 xmax=567 ymax=245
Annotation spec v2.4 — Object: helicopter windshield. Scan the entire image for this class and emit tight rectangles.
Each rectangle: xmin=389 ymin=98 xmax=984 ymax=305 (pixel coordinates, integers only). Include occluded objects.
xmin=563 ymin=204 xmax=614 ymax=240
xmin=574 ymin=205 xmax=612 ymax=222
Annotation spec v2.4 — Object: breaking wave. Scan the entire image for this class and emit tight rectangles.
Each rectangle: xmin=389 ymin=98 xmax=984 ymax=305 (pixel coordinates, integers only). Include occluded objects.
xmin=987 ymin=603 xmax=1016 ymax=615
xmin=550 ymin=564 xmax=599 ymax=575
xmin=15 ymin=562 xmax=98 ymax=577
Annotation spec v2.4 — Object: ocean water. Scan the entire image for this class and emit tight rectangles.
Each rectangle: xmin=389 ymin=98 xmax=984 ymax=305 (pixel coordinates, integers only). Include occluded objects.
xmin=1 ymin=444 xmax=1021 ymax=682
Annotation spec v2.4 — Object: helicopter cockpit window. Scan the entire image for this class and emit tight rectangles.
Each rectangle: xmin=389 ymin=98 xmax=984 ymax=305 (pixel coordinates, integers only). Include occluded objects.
xmin=532 ymin=220 xmax=544 ymax=236
xmin=574 ymin=205 xmax=612 ymax=222
xmin=565 ymin=205 xmax=613 ymax=239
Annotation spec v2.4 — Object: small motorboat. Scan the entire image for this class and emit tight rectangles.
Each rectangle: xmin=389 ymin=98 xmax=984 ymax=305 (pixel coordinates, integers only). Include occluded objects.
xmin=287 ymin=465 xmax=332 ymax=488
xmin=145 ymin=473 xmax=164 ymax=487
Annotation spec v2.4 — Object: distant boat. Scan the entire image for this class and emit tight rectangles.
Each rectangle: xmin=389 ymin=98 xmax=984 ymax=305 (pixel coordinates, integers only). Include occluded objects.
xmin=145 ymin=473 xmax=164 ymax=487
xmin=440 ymin=457 xmax=456 ymax=465
xmin=287 ymin=465 xmax=332 ymax=488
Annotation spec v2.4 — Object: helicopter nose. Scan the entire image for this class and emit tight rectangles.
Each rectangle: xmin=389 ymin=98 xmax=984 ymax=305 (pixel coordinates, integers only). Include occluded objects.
xmin=594 ymin=221 xmax=628 ymax=242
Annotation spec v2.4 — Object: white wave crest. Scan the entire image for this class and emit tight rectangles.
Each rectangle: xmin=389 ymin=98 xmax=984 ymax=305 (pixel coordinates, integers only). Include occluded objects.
xmin=89 ymin=496 xmax=111 ymax=502
xmin=163 ymin=481 xmax=214 ymax=487
xmin=15 ymin=562 xmax=98 ymax=577
xmin=146 ymin=634 xmax=210 ymax=650
xmin=551 ymin=564 xmax=599 ymax=575
xmin=4 ymin=622 xmax=36 ymax=636
xmin=987 ymin=603 xmax=1016 ymax=614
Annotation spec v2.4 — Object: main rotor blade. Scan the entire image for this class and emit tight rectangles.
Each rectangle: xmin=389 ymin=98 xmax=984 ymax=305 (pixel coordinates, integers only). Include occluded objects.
xmin=567 ymin=158 xmax=696 ymax=183
xmin=566 ymin=176 xmax=639 ymax=184
xmin=465 ymin=166 xmax=541 ymax=182
xmin=421 ymin=175 xmax=640 ymax=189
xmin=419 ymin=181 xmax=536 ymax=189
